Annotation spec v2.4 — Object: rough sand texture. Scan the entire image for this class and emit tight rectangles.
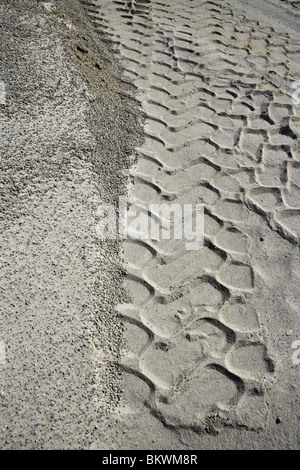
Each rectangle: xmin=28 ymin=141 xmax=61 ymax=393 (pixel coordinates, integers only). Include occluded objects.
xmin=0 ymin=0 xmax=143 ymax=449
xmin=0 ymin=0 xmax=299 ymax=450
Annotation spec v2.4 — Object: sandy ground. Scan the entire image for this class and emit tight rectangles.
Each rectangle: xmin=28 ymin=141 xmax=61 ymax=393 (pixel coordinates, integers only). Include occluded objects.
xmin=0 ymin=0 xmax=143 ymax=449
xmin=0 ymin=0 xmax=299 ymax=450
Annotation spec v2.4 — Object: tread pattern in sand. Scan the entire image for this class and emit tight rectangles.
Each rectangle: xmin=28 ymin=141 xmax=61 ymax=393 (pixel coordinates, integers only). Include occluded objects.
xmin=80 ymin=0 xmax=299 ymax=432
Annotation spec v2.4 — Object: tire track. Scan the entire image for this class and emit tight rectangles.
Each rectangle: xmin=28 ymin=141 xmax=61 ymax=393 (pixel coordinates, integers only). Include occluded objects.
xmin=80 ymin=0 xmax=300 ymax=434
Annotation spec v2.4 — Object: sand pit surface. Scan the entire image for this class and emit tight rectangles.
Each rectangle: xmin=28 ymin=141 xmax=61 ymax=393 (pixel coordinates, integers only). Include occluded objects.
xmin=0 ymin=0 xmax=299 ymax=449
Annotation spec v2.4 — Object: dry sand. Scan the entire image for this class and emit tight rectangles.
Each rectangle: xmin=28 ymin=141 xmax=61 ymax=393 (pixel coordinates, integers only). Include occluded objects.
xmin=0 ymin=0 xmax=299 ymax=449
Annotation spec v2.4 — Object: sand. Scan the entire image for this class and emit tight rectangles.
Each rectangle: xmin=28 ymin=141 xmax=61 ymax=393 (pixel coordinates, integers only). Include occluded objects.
xmin=0 ymin=0 xmax=143 ymax=449
xmin=0 ymin=0 xmax=299 ymax=450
